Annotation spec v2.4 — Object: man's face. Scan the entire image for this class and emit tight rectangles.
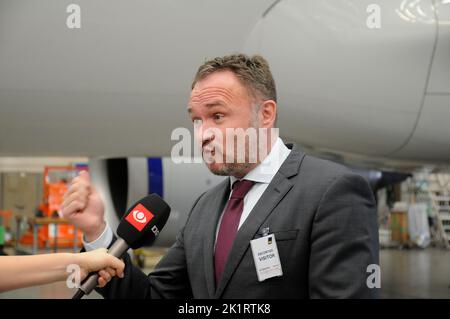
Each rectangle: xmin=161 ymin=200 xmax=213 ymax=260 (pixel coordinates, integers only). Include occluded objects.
xmin=188 ymin=70 xmax=258 ymax=177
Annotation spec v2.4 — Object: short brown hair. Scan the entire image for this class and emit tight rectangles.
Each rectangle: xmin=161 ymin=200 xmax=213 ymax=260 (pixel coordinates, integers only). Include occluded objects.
xmin=191 ymin=54 xmax=277 ymax=103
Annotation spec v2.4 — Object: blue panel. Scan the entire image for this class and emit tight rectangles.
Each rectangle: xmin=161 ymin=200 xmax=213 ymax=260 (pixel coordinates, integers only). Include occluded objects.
xmin=75 ymin=163 xmax=88 ymax=170
xmin=147 ymin=157 xmax=163 ymax=198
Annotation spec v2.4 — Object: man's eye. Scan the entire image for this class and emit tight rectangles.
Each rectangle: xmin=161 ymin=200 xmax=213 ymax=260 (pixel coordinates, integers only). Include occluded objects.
xmin=213 ymin=113 xmax=224 ymax=121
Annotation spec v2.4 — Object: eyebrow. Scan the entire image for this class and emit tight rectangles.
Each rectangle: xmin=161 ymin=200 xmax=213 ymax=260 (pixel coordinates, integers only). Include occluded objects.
xmin=187 ymin=101 xmax=227 ymax=114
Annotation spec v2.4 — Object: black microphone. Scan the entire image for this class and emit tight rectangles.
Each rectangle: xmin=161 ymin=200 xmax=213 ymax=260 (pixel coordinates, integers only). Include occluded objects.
xmin=72 ymin=193 xmax=171 ymax=299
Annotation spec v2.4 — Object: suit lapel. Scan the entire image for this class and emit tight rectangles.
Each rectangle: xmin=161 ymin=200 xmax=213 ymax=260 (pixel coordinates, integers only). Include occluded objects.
xmin=203 ymin=179 xmax=230 ymax=298
xmin=214 ymin=143 xmax=305 ymax=298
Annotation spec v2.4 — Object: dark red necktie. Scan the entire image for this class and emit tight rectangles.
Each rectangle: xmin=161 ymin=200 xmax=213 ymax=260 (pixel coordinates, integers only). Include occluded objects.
xmin=214 ymin=179 xmax=255 ymax=285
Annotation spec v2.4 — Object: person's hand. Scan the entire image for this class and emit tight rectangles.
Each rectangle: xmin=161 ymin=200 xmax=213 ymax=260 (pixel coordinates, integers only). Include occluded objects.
xmin=76 ymin=248 xmax=125 ymax=288
xmin=61 ymin=171 xmax=106 ymax=242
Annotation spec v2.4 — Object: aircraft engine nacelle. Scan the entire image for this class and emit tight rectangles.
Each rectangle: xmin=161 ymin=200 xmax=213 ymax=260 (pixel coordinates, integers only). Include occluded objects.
xmin=88 ymin=157 xmax=225 ymax=247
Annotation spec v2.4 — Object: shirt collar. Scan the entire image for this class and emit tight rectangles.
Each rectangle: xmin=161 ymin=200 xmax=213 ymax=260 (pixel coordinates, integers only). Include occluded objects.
xmin=229 ymin=137 xmax=291 ymax=187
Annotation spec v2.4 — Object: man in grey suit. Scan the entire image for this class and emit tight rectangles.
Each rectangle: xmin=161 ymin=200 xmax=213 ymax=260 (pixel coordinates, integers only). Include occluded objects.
xmin=62 ymin=54 xmax=379 ymax=298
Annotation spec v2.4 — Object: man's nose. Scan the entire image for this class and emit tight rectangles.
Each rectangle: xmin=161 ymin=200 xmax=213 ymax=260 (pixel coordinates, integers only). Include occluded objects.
xmin=194 ymin=122 xmax=215 ymax=146
xmin=201 ymin=126 xmax=215 ymax=147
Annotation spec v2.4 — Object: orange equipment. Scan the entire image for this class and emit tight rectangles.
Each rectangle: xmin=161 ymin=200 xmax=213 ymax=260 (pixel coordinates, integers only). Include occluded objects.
xmin=19 ymin=165 xmax=86 ymax=249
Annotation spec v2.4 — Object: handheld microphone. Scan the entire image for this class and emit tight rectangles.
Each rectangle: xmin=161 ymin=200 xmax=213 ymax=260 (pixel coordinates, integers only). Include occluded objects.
xmin=72 ymin=193 xmax=171 ymax=299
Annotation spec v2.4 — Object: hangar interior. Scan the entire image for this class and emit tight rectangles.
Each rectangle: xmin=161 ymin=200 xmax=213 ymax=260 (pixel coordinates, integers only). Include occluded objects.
xmin=0 ymin=157 xmax=449 ymax=299
xmin=1 ymin=0 xmax=450 ymax=300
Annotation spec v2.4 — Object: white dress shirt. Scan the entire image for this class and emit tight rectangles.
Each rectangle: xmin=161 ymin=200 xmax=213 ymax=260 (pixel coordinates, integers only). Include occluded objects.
xmin=83 ymin=221 xmax=114 ymax=251
xmin=84 ymin=138 xmax=291 ymax=251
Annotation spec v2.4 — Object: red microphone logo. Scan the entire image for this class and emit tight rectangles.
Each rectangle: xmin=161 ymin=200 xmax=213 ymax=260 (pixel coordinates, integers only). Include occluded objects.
xmin=125 ymin=203 xmax=154 ymax=231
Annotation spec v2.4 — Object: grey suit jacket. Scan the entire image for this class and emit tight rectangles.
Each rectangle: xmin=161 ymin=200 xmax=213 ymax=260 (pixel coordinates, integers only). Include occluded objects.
xmin=97 ymin=143 xmax=379 ymax=299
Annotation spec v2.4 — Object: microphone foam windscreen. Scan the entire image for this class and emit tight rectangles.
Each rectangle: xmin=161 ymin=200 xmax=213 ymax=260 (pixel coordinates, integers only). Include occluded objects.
xmin=116 ymin=193 xmax=171 ymax=249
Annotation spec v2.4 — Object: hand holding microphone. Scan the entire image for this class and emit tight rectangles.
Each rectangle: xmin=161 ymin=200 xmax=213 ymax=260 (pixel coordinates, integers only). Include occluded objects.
xmin=72 ymin=193 xmax=171 ymax=299
xmin=0 ymin=248 xmax=124 ymax=293
xmin=77 ymin=248 xmax=125 ymax=286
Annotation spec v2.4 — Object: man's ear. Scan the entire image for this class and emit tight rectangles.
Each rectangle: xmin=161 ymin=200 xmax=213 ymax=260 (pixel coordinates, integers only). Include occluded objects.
xmin=259 ymin=100 xmax=277 ymax=128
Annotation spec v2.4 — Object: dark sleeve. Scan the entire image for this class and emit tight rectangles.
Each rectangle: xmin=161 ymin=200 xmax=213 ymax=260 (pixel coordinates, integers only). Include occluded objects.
xmin=95 ymin=229 xmax=192 ymax=299
xmin=95 ymin=194 xmax=205 ymax=299
xmin=95 ymin=243 xmax=154 ymax=298
xmin=308 ymin=173 xmax=380 ymax=298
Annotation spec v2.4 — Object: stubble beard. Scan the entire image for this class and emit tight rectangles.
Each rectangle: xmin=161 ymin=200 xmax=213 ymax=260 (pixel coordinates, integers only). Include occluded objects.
xmin=205 ymin=110 xmax=261 ymax=179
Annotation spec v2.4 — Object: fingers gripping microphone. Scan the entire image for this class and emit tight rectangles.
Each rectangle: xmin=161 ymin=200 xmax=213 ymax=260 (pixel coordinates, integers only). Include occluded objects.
xmin=72 ymin=194 xmax=171 ymax=299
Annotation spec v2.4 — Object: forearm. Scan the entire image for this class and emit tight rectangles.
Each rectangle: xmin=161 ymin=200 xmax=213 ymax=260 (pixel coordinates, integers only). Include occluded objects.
xmin=84 ymin=221 xmax=107 ymax=243
xmin=0 ymin=253 xmax=81 ymax=292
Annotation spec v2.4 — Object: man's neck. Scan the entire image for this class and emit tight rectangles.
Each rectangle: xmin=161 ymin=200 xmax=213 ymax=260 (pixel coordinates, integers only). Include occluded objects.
xmin=231 ymin=135 xmax=277 ymax=179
